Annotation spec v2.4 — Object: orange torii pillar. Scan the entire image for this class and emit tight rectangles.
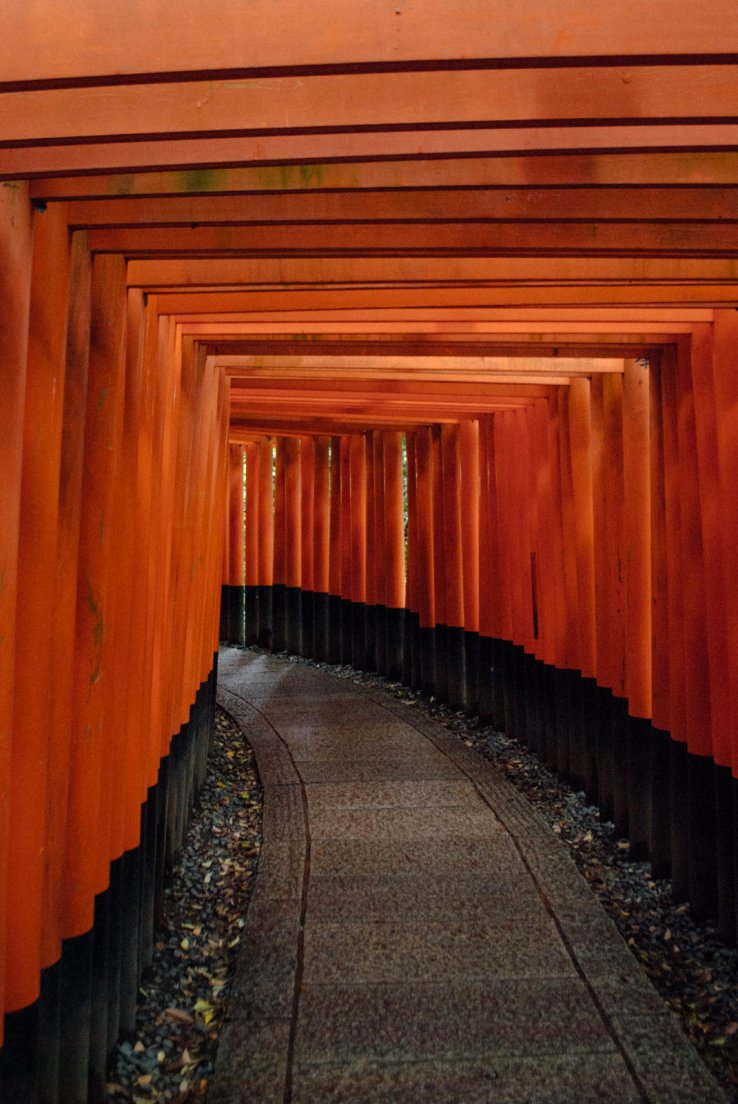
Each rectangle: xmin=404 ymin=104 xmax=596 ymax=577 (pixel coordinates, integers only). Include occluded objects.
xmin=440 ymin=423 xmax=466 ymax=710
xmin=339 ymin=436 xmax=353 ymax=665
xmin=327 ymin=435 xmax=343 ymax=665
xmin=364 ymin=431 xmax=379 ymax=671
xmin=299 ymin=435 xmax=315 ymax=657
xmin=284 ymin=436 xmax=302 ymax=655
xmin=349 ymin=434 xmax=368 ymax=669
xmin=414 ymin=427 xmax=437 ymax=699
xmin=404 ymin=431 xmax=421 ymax=689
xmin=225 ymin=443 xmax=246 ymax=645
xmin=383 ymin=431 xmax=407 ymax=682
xmin=256 ymin=435 xmax=275 ymax=649
xmin=271 ymin=437 xmax=287 ymax=652
xmin=311 ymin=436 xmax=331 ymax=661
xmin=244 ymin=441 xmax=259 ymax=644
xmin=460 ymin=420 xmax=480 ymax=714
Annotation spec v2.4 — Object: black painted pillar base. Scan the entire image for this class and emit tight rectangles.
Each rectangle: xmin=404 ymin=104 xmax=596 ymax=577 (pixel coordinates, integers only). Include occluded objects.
xmin=627 ymin=715 xmax=652 ymax=859
xmin=688 ymin=753 xmax=718 ymax=922
xmin=402 ymin=609 xmax=418 ymax=689
xmin=271 ymin=583 xmax=287 ymax=652
xmin=386 ymin=607 xmax=405 ymax=682
xmin=327 ymin=594 xmax=342 ymax=663
xmin=464 ymin=632 xmax=480 ymax=717
xmin=226 ymin=584 xmax=245 ymax=647
xmin=300 ymin=589 xmax=315 ymax=658
xmin=610 ymin=695 xmax=630 ymax=839
xmin=312 ymin=592 xmax=330 ymax=662
xmin=419 ymin=626 xmax=436 ymax=700
xmin=444 ymin=626 xmax=466 ymax=711
xmin=364 ymin=604 xmax=377 ymax=672
xmin=715 ymin=765 xmax=735 ymax=944
xmin=649 ymin=727 xmax=672 ymax=880
xmin=244 ymin=585 xmax=259 ymax=646
xmin=374 ymin=606 xmax=388 ymax=675
xmin=256 ymin=585 xmax=273 ymax=650
xmin=670 ymin=738 xmax=691 ymax=902
xmin=351 ymin=602 xmax=368 ymax=670
xmin=285 ymin=585 xmax=302 ymax=656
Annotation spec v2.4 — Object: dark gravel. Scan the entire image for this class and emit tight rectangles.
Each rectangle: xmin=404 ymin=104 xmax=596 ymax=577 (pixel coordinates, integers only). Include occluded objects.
xmin=105 ymin=707 xmax=262 ymax=1104
xmin=281 ymin=650 xmax=738 ymax=1103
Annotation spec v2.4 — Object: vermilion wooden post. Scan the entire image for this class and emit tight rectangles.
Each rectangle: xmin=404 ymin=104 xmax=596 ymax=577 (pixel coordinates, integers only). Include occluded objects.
xmin=647 ymin=352 xmax=673 ymax=879
xmin=373 ymin=433 xmax=387 ymax=673
xmin=477 ymin=414 xmax=499 ymax=725
xmin=327 ymin=436 xmax=342 ymax=663
xmin=404 ymin=431 xmax=420 ymax=688
xmin=300 ymin=435 xmax=315 ymax=656
xmin=383 ymin=430 xmax=405 ymax=680
xmin=675 ymin=337 xmax=716 ymax=917
xmin=339 ymin=436 xmax=353 ymax=664
xmin=284 ymin=436 xmax=302 ymax=654
xmin=431 ymin=425 xmax=448 ymax=700
xmin=312 ymin=435 xmax=330 ymax=659
xmin=256 ymin=435 xmax=274 ymax=648
xmin=244 ymin=441 xmax=260 ymax=644
xmin=415 ymin=427 xmax=436 ymax=697
xmin=364 ymin=432 xmax=378 ymax=670
xmin=660 ymin=345 xmax=689 ymax=900
xmin=227 ymin=444 xmax=246 ymax=645
xmin=0 ymin=182 xmax=33 ymax=1043
xmin=588 ymin=376 xmax=616 ymax=819
xmin=621 ymin=358 xmax=653 ymax=857
xmin=349 ymin=433 xmax=367 ymax=668
xmin=7 ymin=202 xmax=69 ymax=1031
xmin=272 ymin=437 xmax=287 ymax=652
xmin=64 ymin=254 xmax=127 ymax=938
xmin=441 ymin=423 xmax=465 ymax=708
xmin=458 ymin=419 xmax=479 ymax=711
xmin=711 ymin=312 xmax=738 ymax=781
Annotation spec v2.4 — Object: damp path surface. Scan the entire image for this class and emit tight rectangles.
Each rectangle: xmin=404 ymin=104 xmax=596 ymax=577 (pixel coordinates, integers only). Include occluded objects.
xmin=211 ymin=647 xmax=726 ymax=1104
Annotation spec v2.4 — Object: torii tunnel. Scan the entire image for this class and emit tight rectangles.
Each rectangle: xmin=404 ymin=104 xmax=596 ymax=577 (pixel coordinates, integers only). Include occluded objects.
xmin=3 ymin=2 xmax=738 ymax=1100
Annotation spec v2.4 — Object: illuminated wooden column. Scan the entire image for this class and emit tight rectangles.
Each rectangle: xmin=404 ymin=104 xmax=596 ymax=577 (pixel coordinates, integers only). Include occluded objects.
xmin=430 ymin=426 xmax=448 ymax=701
xmin=415 ymin=427 xmax=436 ymax=697
xmin=272 ymin=438 xmax=287 ymax=652
xmin=621 ymin=358 xmax=653 ymax=859
xmin=459 ymin=419 xmax=480 ymax=712
xmin=244 ymin=441 xmax=259 ymax=644
xmin=284 ymin=436 xmax=302 ymax=655
xmin=0 ymin=181 xmax=33 ymax=1055
xmin=440 ymin=423 xmax=466 ymax=709
xmin=327 ymin=436 xmax=343 ymax=663
xmin=709 ymin=310 xmax=738 ymax=942
xmin=477 ymin=414 xmax=505 ymax=728
xmin=364 ymin=432 xmax=380 ymax=671
xmin=349 ymin=434 xmax=367 ymax=669
xmin=299 ymin=435 xmax=315 ymax=657
xmin=4 ymin=197 xmax=66 ymax=1097
xmin=226 ymin=444 xmax=246 ymax=645
xmin=256 ymin=435 xmax=274 ymax=648
xmin=312 ymin=436 xmax=330 ymax=660
xmin=383 ymin=431 xmax=406 ymax=681
xmin=404 ymin=431 xmax=420 ymax=689
xmin=674 ymin=339 xmax=715 ymax=917
xmin=339 ymin=436 xmax=353 ymax=664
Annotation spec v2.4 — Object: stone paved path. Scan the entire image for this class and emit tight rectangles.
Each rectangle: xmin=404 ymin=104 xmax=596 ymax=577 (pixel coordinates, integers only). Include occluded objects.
xmin=210 ymin=647 xmax=726 ymax=1104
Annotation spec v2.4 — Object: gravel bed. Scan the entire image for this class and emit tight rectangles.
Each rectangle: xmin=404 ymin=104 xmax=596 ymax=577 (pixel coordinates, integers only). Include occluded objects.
xmin=281 ymin=650 xmax=738 ymax=1103
xmin=105 ymin=707 xmax=262 ymax=1104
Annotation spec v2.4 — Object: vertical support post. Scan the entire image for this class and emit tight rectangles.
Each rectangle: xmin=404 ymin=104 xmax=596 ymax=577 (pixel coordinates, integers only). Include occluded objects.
xmin=384 ymin=431 xmax=406 ymax=681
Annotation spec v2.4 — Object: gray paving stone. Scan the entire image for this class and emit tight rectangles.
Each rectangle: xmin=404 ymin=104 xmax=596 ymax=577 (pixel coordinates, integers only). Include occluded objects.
xmin=227 ymin=915 xmax=301 ymax=1019
xmin=291 ymin=1052 xmax=643 ymax=1104
xmin=304 ymin=779 xmax=479 ymax=810
xmin=294 ymin=978 xmax=614 ymax=1063
xmin=295 ymin=756 xmax=463 ymax=783
xmin=209 ymin=1018 xmax=290 ymax=1104
xmin=306 ymin=873 xmax=547 ymax=924
xmin=286 ymin=733 xmax=433 ymax=761
xmin=309 ymin=834 xmax=524 ymax=877
xmin=308 ymin=805 xmax=500 ymax=840
xmin=302 ymin=919 xmax=576 ymax=984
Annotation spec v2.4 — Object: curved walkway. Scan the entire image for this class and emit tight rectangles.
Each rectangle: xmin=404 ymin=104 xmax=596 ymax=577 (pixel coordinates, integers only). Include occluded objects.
xmin=210 ymin=648 xmax=725 ymax=1104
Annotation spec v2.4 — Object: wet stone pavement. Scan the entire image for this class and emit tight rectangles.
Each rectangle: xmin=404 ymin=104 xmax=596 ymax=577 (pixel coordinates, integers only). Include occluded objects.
xmin=211 ymin=647 xmax=726 ymax=1104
